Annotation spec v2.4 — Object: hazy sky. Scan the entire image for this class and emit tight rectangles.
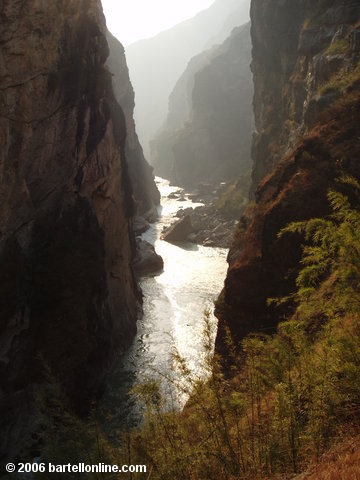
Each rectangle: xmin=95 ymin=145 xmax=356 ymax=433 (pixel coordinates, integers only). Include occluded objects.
xmin=101 ymin=0 xmax=215 ymax=46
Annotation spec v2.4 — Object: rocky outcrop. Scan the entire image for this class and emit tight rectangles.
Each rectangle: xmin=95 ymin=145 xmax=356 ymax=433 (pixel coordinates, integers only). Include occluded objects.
xmin=175 ymin=204 xmax=236 ymax=248
xmin=133 ymin=239 xmax=164 ymax=276
xmin=216 ymin=0 xmax=360 ymax=351
xmin=162 ymin=215 xmax=194 ymax=244
xmin=106 ymin=31 xmax=160 ymax=214
xmin=126 ymin=0 xmax=250 ymax=157
xmin=0 ymin=0 xmax=142 ymax=459
xmin=151 ymin=23 xmax=253 ymax=188
xmin=251 ymin=0 xmax=360 ymax=192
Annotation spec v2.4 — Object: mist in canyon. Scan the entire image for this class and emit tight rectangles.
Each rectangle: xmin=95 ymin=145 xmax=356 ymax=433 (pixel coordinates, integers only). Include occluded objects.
xmin=1 ymin=1 xmax=360 ymax=478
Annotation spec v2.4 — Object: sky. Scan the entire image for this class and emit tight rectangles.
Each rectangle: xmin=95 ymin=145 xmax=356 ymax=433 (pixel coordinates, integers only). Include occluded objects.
xmin=101 ymin=0 xmax=215 ymax=46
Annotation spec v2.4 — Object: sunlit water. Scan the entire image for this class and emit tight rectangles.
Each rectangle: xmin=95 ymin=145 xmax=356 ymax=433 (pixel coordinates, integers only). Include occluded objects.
xmin=102 ymin=177 xmax=228 ymax=427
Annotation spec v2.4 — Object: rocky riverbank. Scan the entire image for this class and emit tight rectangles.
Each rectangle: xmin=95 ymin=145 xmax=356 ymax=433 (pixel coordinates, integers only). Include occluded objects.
xmin=161 ymin=183 xmax=239 ymax=248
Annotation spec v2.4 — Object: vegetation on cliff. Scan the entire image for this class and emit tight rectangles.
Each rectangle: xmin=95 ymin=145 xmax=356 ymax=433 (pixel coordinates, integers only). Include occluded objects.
xmin=32 ymin=3 xmax=360 ymax=476
xmin=216 ymin=174 xmax=251 ymax=219
xmin=3 ymin=1 xmax=360 ymax=477
xmin=38 ymin=176 xmax=360 ymax=479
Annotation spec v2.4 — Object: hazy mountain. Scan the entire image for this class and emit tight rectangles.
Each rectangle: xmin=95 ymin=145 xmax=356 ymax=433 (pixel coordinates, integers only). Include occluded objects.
xmin=125 ymin=0 xmax=250 ymax=157
xmin=151 ymin=23 xmax=253 ymax=187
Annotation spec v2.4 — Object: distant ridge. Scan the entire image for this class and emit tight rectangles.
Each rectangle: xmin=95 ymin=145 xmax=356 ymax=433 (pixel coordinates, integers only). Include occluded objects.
xmin=124 ymin=0 xmax=250 ymax=158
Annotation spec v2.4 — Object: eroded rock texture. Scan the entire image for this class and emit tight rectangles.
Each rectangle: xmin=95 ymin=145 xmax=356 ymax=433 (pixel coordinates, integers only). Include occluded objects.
xmin=0 ymin=0 xmax=141 ymax=459
xmin=216 ymin=0 xmax=360 ymax=352
xmin=251 ymin=0 xmax=360 ymax=191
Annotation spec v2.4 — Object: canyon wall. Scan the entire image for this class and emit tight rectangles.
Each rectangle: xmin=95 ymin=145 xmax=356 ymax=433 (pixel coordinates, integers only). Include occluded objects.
xmin=126 ymin=0 xmax=250 ymax=157
xmin=216 ymin=0 xmax=360 ymax=349
xmin=0 ymin=0 xmax=142 ymax=459
xmin=151 ymin=23 xmax=253 ymax=188
xmin=106 ymin=31 xmax=160 ymax=215
xmin=251 ymin=0 xmax=360 ymax=192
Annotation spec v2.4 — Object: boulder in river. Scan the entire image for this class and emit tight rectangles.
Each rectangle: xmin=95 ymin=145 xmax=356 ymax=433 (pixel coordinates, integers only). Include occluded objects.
xmin=176 ymin=207 xmax=193 ymax=218
xmin=133 ymin=239 xmax=164 ymax=275
xmin=168 ymin=192 xmax=178 ymax=199
xmin=162 ymin=215 xmax=194 ymax=243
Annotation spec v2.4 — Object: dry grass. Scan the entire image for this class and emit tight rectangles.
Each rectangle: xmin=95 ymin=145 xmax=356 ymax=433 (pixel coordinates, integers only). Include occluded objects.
xmin=292 ymin=434 xmax=360 ymax=480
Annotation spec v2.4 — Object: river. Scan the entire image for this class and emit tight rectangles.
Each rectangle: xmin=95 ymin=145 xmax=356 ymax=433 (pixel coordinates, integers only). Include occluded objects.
xmin=102 ymin=177 xmax=228 ymax=427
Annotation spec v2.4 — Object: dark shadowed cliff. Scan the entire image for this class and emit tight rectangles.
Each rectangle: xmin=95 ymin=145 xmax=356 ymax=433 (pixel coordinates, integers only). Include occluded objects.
xmin=0 ymin=0 xmax=143 ymax=459
xmin=216 ymin=0 xmax=360 ymax=350
xmin=106 ymin=31 xmax=160 ymax=215
xmin=151 ymin=23 xmax=253 ymax=188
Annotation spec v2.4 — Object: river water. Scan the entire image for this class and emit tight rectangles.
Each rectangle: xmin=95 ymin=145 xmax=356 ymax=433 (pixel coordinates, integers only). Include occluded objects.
xmin=102 ymin=177 xmax=228 ymax=427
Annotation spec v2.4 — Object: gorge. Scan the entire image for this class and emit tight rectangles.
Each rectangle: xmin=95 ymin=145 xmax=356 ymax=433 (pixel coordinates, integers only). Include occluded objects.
xmin=1 ymin=0 xmax=360 ymax=478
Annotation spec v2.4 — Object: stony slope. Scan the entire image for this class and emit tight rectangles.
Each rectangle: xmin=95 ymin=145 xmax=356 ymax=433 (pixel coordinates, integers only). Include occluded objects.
xmin=0 ymin=0 xmax=142 ymax=459
xmin=152 ymin=23 xmax=253 ymax=188
xmin=216 ymin=0 xmax=360 ymax=350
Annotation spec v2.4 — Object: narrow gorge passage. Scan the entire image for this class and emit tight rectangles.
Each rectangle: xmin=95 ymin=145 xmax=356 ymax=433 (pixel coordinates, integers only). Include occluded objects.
xmin=102 ymin=177 xmax=228 ymax=427
xmin=2 ymin=1 xmax=360 ymax=475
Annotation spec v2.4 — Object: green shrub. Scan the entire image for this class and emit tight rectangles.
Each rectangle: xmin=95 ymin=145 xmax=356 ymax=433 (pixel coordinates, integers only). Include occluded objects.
xmin=326 ymin=38 xmax=350 ymax=56
xmin=217 ymin=178 xmax=250 ymax=219
xmin=37 ymin=178 xmax=360 ymax=480
xmin=319 ymin=60 xmax=360 ymax=95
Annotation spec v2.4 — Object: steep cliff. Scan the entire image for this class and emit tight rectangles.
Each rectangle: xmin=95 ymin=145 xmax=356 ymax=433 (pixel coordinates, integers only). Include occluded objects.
xmin=152 ymin=23 xmax=253 ymax=188
xmin=216 ymin=0 xmax=360 ymax=349
xmin=150 ymin=48 xmax=217 ymax=180
xmin=126 ymin=0 xmax=250 ymax=157
xmin=251 ymin=0 xmax=360 ymax=192
xmin=0 ymin=0 xmax=141 ymax=459
xmin=106 ymin=31 xmax=160 ymax=215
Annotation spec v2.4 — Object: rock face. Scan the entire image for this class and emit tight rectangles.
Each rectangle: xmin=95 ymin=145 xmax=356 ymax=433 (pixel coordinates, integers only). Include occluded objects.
xmin=126 ymin=0 xmax=251 ymax=157
xmin=150 ymin=50 xmax=214 ymax=180
xmin=216 ymin=0 xmax=360 ymax=351
xmin=133 ymin=239 xmax=164 ymax=276
xmin=0 ymin=0 xmax=142 ymax=459
xmin=250 ymin=0 xmax=360 ymax=193
xmin=106 ymin=31 xmax=160 ymax=214
xmin=151 ymin=23 xmax=253 ymax=188
xmin=162 ymin=215 xmax=194 ymax=244
xmin=177 ymin=204 xmax=236 ymax=249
